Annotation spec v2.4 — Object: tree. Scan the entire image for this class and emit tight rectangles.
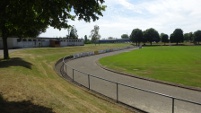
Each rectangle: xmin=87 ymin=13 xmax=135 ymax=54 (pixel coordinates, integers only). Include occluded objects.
xmin=130 ymin=28 xmax=143 ymax=46
xmin=121 ymin=34 xmax=129 ymax=39
xmin=108 ymin=37 xmax=114 ymax=40
xmin=66 ymin=27 xmax=72 ymax=39
xmin=69 ymin=26 xmax=78 ymax=39
xmin=161 ymin=33 xmax=169 ymax=45
xmin=170 ymin=29 xmax=184 ymax=45
xmin=143 ymin=28 xmax=160 ymax=45
xmin=170 ymin=33 xmax=174 ymax=43
xmin=0 ymin=0 xmax=106 ymax=59
xmin=142 ymin=31 xmax=147 ymax=45
xmin=193 ymin=30 xmax=201 ymax=44
xmin=84 ymin=35 xmax=91 ymax=44
xmin=184 ymin=32 xmax=193 ymax=42
xmin=90 ymin=25 xmax=101 ymax=45
xmin=84 ymin=35 xmax=87 ymax=43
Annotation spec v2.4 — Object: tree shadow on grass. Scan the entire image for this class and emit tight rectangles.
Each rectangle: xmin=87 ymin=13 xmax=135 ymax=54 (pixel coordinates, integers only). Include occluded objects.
xmin=0 ymin=95 xmax=55 ymax=113
xmin=0 ymin=57 xmax=32 ymax=69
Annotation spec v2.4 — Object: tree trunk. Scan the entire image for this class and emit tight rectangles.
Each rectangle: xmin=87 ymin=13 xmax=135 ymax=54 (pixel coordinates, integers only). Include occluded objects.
xmin=2 ymin=26 xmax=9 ymax=59
xmin=2 ymin=37 xmax=9 ymax=59
xmin=1 ymin=5 xmax=9 ymax=59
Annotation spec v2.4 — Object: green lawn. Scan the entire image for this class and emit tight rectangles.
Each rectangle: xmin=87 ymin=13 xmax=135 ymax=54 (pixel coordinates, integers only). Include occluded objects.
xmin=99 ymin=46 xmax=201 ymax=88
xmin=0 ymin=44 xmax=133 ymax=113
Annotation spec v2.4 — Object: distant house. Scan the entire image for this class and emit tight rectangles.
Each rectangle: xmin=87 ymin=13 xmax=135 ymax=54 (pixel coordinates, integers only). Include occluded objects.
xmin=0 ymin=37 xmax=84 ymax=49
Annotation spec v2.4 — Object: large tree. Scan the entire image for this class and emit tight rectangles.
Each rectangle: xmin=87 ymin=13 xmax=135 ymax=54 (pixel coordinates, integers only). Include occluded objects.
xmin=184 ymin=32 xmax=193 ymax=42
xmin=193 ymin=30 xmax=201 ymax=44
xmin=130 ymin=28 xmax=143 ymax=46
xmin=84 ymin=35 xmax=88 ymax=44
xmin=69 ymin=26 xmax=78 ymax=39
xmin=143 ymin=28 xmax=160 ymax=45
xmin=142 ymin=31 xmax=147 ymax=45
xmin=0 ymin=0 xmax=106 ymax=59
xmin=170 ymin=28 xmax=184 ymax=45
xmin=161 ymin=33 xmax=169 ymax=45
xmin=90 ymin=25 xmax=101 ymax=45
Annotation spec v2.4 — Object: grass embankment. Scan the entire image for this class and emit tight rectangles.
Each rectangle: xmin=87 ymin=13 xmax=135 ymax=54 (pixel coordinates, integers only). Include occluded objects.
xmin=99 ymin=46 xmax=201 ymax=88
xmin=0 ymin=44 xmax=133 ymax=113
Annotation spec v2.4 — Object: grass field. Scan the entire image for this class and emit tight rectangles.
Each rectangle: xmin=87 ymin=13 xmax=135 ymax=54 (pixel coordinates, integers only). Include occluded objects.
xmin=99 ymin=46 xmax=201 ymax=88
xmin=0 ymin=44 xmax=134 ymax=113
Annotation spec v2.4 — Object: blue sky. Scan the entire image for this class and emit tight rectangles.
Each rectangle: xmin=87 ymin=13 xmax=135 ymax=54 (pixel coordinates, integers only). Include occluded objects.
xmin=40 ymin=0 xmax=201 ymax=39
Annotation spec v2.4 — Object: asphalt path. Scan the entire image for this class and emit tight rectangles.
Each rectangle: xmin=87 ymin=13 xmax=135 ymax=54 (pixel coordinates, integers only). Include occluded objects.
xmin=64 ymin=48 xmax=201 ymax=113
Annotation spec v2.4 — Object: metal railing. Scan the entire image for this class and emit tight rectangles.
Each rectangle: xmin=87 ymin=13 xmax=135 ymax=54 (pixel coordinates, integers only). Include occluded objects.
xmin=62 ymin=54 xmax=201 ymax=113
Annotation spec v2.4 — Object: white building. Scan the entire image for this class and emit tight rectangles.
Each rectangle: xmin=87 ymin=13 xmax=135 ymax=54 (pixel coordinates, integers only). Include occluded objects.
xmin=0 ymin=37 xmax=84 ymax=49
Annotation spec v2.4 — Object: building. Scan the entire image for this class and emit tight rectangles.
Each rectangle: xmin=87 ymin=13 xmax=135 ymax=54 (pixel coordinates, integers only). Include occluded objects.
xmin=0 ymin=37 xmax=84 ymax=49
xmin=99 ymin=38 xmax=131 ymax=43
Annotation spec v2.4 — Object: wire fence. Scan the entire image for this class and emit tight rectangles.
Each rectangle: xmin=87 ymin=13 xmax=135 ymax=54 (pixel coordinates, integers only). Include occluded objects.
xmin=62 ymin=50 xmax=201 ymax=113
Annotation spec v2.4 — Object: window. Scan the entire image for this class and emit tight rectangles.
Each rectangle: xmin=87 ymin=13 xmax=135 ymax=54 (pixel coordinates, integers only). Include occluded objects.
xmin=17 ymin=39 xmax=21 ymax=42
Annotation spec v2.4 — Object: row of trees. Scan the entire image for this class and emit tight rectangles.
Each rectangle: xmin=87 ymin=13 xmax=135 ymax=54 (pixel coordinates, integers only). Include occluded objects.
xmin=130 ymin=28 xmax=160 ymax=46
xmin=130 ymin=28 xmax=201 ymax=46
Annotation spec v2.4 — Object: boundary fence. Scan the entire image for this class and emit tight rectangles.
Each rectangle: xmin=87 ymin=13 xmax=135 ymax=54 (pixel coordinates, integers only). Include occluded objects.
xmin=62 ymin=47 xmax=201 ymax=113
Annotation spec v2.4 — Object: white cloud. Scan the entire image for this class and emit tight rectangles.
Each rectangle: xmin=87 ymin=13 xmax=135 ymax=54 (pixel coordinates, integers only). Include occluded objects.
xmin=40 ymin=0 xmax=201 ymax=38
xmin=116 ymin=0 xmax=143 ymax=13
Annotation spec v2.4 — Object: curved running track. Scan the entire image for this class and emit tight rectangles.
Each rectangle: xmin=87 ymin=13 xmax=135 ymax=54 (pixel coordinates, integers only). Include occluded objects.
xmin=62 ymin=48 xmax=201 ymax=113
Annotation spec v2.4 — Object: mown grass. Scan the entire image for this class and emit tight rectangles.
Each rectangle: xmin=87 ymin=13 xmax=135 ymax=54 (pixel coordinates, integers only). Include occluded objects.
xmin=99 ymin=46 xmax=201 ymax=88
xmin=0 ymin=44 xmax=134 ymax=113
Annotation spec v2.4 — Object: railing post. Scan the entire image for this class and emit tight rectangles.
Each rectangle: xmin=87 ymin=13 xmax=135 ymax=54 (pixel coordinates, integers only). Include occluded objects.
xmin=64 ymin=63 xmax=66 ymax=72
xmin=72 ymin=69 xmax=74 ymax=81
xmin=63 ymin=62 xmax=65 ymax=71
xmin=88 ymin=74 xmax=90 ymax=90
xmin=116 ymin=83 xmax=119 ymax=102
xmin=172 ymin=98 xmax=175 ymax=113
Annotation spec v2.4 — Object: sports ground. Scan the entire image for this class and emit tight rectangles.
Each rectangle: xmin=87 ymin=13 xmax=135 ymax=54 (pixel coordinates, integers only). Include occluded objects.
xmin=99 ymin=46 xmax=201 ymax=88
xmin=63 ymin=46 xmax=201 ymax=113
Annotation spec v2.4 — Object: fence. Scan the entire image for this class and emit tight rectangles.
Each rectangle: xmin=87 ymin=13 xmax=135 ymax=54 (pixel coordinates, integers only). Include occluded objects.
xmin=62 ymin=49 xmax=201 ymax=113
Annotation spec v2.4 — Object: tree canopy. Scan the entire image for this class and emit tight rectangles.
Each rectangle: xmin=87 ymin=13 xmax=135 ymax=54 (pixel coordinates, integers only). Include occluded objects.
xmin=143 ymin=28 xmax=160 ymax=45
xmin=121 ymin=34 xmax=129 ymax=39
xmin=69 ymin=26 xmax=78 ymax=39
xmin=193 ymin=30 xmax=201 ymax=44
xmin=90 ymin=25 xmax=101 ymax=45
xmin=170 ymin=28 xmax=184 ymax=45
xmin=130 ymin=28 xmax=143 ymax=46
xmin=184 ymin=32 xmax=193 ymax=42
xmin=161 ymin=33 xmax=169 ymax=45
xmin=0 ymin=0 xmax=106 ymax=59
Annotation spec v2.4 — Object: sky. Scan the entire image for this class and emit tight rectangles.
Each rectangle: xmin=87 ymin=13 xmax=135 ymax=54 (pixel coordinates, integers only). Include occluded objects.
xmin=40 ymin=0 xmax=201 ymax=39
